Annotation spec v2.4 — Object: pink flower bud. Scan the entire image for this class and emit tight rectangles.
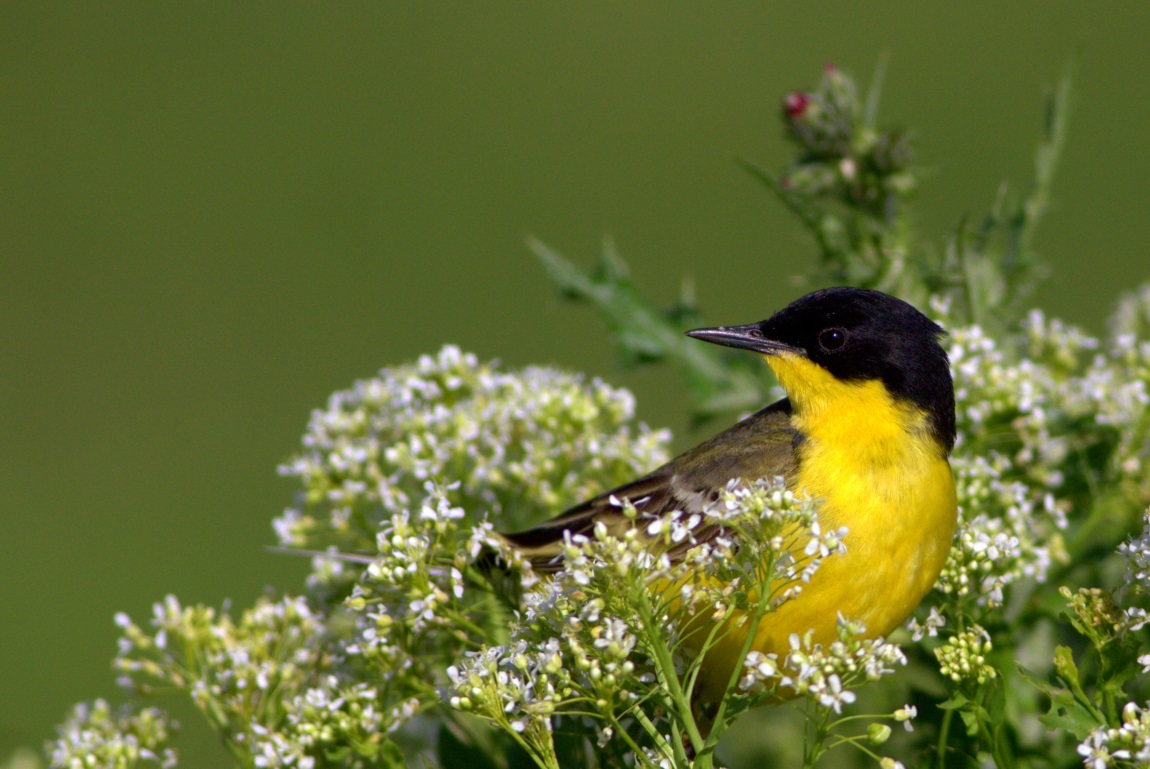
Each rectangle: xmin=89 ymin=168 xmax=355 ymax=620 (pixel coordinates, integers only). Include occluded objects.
xmin=784 ymin=92 xmax=810 ymax=118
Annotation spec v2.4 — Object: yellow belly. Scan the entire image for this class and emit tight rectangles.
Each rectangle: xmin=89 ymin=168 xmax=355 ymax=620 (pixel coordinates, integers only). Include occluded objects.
xmin=691 ymin=370 xmax=958 ymax=705
xmin=693 ymin=452 xmax=955 ymax=704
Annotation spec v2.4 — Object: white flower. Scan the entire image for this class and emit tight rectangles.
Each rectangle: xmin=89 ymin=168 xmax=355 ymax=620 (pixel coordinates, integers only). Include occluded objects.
xmin=894 ymin=704 xmax=917 ymax=731
xmin=906 ymin=606 xmax=945 ymax=642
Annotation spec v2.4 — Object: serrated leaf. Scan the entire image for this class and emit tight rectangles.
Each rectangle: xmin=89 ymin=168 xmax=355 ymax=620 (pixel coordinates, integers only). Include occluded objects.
xmin=530 ymin=237 xmax=773 ymax=422
xmin=1016 ymin=663 xmax=1058 ymax=698
xmin=1017 ymin=661 xmax=1102 ymax=740
xmin=1038 ymin=705 xmax=1100 ymax=740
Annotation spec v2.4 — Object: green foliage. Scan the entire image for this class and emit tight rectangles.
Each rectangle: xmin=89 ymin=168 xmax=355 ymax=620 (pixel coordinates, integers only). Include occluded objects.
xmin=43 ymin=63 xmax=1150 ymax=769
xmin=447 ymin=481 xmax=883 ymax=769
xmin=534 ymin=60 xmax=1075 ymax=425
xmin=529 ymin=236 xmax=770 ymax=421
xmin=527 ymin=61 xmax=1150 ymax=767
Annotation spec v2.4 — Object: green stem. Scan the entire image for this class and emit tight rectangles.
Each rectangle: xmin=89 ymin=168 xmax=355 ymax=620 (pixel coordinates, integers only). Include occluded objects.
xmin=1103 ymin=689 xmax=1118 ymax=725
xmin=514 ymin=732 xmax=560 ymax=769
xmin=701 ymin=557 xmax=779 ymax=754
xmin=636 ymin=590 xmax=705 ymax=760
xmin=936 ymin=705 xmax=954 ymax=769
xmin=610 ymin=712 xmax=661 ymax=769
xmin=828 ymin=735 xmax=881 ymax=762
xmin=802 ymin=706 xmax=833 ymax=769
xmin=976 ymin=687 xmax=1013 ymax=769
xmin=681 ymin=616 xmax=729 ymax=707
xmin=445 ymin=609 xmax=498 ymax=646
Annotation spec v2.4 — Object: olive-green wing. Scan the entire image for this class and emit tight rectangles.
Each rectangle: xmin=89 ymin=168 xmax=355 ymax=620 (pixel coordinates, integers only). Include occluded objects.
xmin=501 ymin=399 xmax=800 ymax=572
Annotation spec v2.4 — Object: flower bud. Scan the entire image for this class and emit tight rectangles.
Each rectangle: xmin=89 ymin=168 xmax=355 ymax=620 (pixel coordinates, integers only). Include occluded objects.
xmin=784 ymin=92 xmax=811 ymax=119
xmin=867 ymin=723 xmax=892 ymax=745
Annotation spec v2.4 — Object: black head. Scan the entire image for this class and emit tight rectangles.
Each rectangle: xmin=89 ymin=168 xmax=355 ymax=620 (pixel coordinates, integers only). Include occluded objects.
xmin=687 ymin=287 xmax=955 ymax=452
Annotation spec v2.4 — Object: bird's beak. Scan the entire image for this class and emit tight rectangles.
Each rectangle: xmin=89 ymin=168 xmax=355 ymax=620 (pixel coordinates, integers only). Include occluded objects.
xmin=685 ymin=323 xmax=806 ymax=357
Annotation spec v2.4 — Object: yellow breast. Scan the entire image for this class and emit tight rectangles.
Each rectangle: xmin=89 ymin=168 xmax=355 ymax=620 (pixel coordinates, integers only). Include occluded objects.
xmin=695 ymin=354 xmax=957 ymax=704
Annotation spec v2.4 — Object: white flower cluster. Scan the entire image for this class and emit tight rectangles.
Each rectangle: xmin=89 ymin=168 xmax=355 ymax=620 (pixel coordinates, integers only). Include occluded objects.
xmin=446 ymin=627 xmax=624 ymax=768
xmin=656 ymin=479 xmax=845 ymax=623
xmin=115 ymin=595 xmax=321 ymax=710
xmin=342 ymin=482 xmax=486 ymax=697
xmin=740 ymin=616 xmax=907 ymax=715
xmin=446 ymin=525 xmax=658 ymax=757
xmin=265 ymin=350 xmax=672 ymax=765
xmin=1078 ymin=701 xmax=1150 ymax=769
xmin=354 ymin=484 xmax=466 ymax=629
xmin=939 ymin=453 xmax=1065 ymax=607
xmin=933 ymin=308 xmax=1150 ymax=620
xmin=447 ymin=478 xmax=845 ymax=764
xmin=906 ymin=606 xmax=946 ymax=642
xmin=1117 ymin=508 xmax=1150 ymax=631
xmin=1032 ymin=307 xmax=1150 ymax=486
xmin=115 ymin=593 xmax=417 ymax=767
xmin=948 ymin=322 xmax=1067 ymax=485
xmin=48 ymin=699 xmax=176 ymax=769
xmin=708 ymin=481 xmax=847 ymax=585
xmin=950 ymin=309 xmax=1150 ymax=489
xmin=251 ymin=677 xmax=390 ymax=769
xmin=276 ymin=345 xmax=670 ymax=550
xmin=447 ymin=639 xmax=570 ymax=736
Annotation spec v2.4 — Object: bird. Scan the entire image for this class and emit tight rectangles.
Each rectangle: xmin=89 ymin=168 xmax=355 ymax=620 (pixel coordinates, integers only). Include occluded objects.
xmin=500 ymin=286 xmax=958 ymax=710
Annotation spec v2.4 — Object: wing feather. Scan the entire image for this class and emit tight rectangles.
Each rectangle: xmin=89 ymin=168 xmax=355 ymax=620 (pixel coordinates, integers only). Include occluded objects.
xmin=501 ymin=399 xmax=800 ymax=572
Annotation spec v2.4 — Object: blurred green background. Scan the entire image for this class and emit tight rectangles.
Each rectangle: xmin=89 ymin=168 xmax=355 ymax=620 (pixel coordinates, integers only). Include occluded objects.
xmin=3 ymin=3 xmax=1149 ymax=765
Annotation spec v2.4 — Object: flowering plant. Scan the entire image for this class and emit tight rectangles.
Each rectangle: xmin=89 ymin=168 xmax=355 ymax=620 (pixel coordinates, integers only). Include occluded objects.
xmin=38 ymin=64 xmax=1150 ymax=769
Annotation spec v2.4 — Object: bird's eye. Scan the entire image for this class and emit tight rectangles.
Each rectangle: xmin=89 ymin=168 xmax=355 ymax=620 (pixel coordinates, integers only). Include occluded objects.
xmin=818 ymin=327 xmax=848 ymax=352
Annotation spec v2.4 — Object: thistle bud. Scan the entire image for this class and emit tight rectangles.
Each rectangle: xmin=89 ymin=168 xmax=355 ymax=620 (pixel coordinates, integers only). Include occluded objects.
xmin=784 ymin=92 xmax=811 ymax=119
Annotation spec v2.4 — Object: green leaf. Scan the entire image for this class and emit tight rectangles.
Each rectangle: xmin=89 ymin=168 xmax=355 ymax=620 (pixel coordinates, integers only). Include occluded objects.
xmin=938 ymin=693 xmax=970 ymax=711
xmin=1016 ymin=662 xmax=1102 ymax=740
xmin=958 ymin=707 xmax=982 ymax=736
xmin=529 ymin=236 xmax=773 ymax=422
xmin=985 ymin=677 xmax=1007 ymax=724
xmin=377 ymin=738 xmax=407 ymax=769
xmin=1052 ymin=646 xmax=1086 ymax=698
xmin=1038 ymin=702 xmax=1102 ymax=741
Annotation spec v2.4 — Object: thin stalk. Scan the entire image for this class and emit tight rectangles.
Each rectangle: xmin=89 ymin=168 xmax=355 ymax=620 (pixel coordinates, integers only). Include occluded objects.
xmin=1103 ymin=684 xmax=1118 ymax=725
xmin=682 ymin=611 xmax=731 ymax=702
xmin=514 ymin=733 xmax=560 ymax=769
xmin=828 ymin=735 xmax=882 ymax=762
xmin=936 ymin=705 xmax=954 ymax=769
xmin=610 ymin=712 xmax=661 ymax=769
xmin=635 ymin=590 xmax=705 ymax=757
xmin=802 ymin=706 xmax=834 ymax=769
xmin=702 ymin=558 xmax=779 ymax=753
